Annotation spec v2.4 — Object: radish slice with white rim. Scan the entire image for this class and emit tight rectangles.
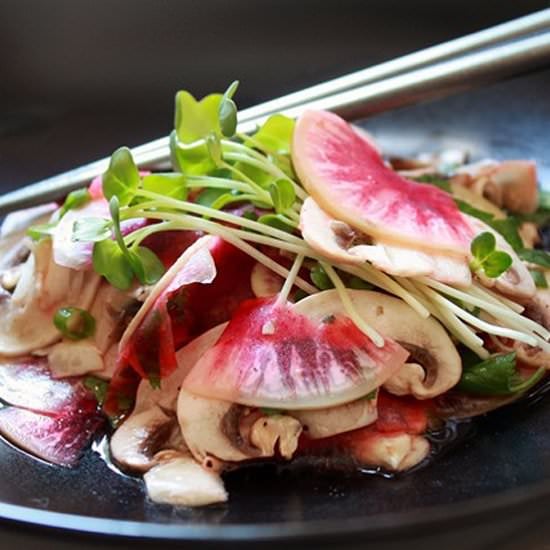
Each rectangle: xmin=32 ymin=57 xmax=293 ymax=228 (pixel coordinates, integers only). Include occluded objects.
xmin=183 ymin=296 xmax=409 ymax=410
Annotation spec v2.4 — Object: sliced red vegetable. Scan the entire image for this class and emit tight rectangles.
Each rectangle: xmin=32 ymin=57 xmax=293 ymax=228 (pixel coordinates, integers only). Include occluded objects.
xmin=0 ymin=357 xmax=96 ymax=416
xmin=184 ymin=297 xmax=409 ymax=409
xmin=0 ymin=404 xmax=103 ymax=467
xmin=375 ymin=390 xmax=430 ymax=435
xmin=292 ymin=110 xmax=473 ymax=255
xmin=119 ymin=235 xmax=255 ymax=383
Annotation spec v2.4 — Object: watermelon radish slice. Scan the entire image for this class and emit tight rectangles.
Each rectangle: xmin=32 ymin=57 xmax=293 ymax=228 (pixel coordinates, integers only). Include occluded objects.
xmin=119 ymin=235 xmax=255 ymax=383
xmin=183 ymin=297 xmax=408 ymax=410
xmin=0 ymin=404 xmax=103 ymax=466
xmin=0 ymin=357 xmax=92 ymax=415
xmin=292 ymin=110 xmax=473 ymax=255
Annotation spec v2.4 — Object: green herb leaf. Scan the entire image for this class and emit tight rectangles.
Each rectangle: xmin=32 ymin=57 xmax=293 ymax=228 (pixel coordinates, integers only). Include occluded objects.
xmin=218 ymin=80 xmax=239 ymax=138
xmin=72 ymin=217 xmax=112 ymax=242
xmin=518 ymin=248 xmax=550 ymax=268
xmin=539 ymin=190 xmax=550 ymax=210
xmin=257 ymin=213 xmax=295 ymax=233
xmin=247 ymin=114 xmax=295 ymax=155
xmin=27 ymin=222 xmax=57 ymax=241
xmin=455 ymin=199 xmax=523 ymax=252
xmin=414 ymin=174 xmax=452 ymax=193
xmin=141 ymin=173 xmax=188 ymax=201
xmin=59 ymin=188 xmax=91 ymax=219
xmin=457 ymin=352 xmax=544 ymax=396
xmin=269 ymin=179 xmax=296 ymax=213
xmin=482 ymin=250 xmax=513 ymax=278
xmin=490 ymin=218 xmax=523 ymax=252
xmin=310 ymin=264 xmax=334 ymax=291
xmin=530 ymin=269 xmax=548 ymax=288
xmin=102 ymin=147 xmax=140 ymax=205
xmin=129 ymin=246 xmax=165 ymax=285
xmin=346 ymin=276 xmax=375 ymax=290
xmin=53 ymin=307 xmax=96 ymax=340
xmin=83 ymin=376 xmax=109 ymax=406
xmin=92 ymin=239 xmax=134 ymax=290
xmin=260 ymin=407 xmax=282 ymax=417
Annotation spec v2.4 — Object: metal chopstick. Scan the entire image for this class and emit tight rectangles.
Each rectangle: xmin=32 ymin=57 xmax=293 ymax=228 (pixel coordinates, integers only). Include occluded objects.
xmin=1 ymin=14 xmax=550 ymax=214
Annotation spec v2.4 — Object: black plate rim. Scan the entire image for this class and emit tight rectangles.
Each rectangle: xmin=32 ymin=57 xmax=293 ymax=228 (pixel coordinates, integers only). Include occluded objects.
xmin=2 ymin=474 xmax=550 ymax=543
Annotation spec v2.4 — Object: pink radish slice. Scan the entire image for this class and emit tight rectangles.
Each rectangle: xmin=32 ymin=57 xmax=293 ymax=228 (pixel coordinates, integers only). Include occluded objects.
xmin=0 ymin=357 xmax=93 ymax=416
xmin=0 ymin=405 xmax=103 ymax=466
xmin=183 ymin=297 xmax=409 ymax=410
xmin=292 ymin=110 xmax=473 ymax=255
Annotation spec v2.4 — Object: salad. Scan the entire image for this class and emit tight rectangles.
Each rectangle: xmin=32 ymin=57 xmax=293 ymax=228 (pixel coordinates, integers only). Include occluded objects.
xmin=0 ymin=82 xmax=549 ymax=507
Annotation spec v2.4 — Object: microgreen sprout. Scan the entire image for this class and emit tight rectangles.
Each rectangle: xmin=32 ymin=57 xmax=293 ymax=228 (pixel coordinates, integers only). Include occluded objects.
xmin=469 ymin=232 xmax=512 ymax=278
xmin=53 ymin=307 xmax=96 ymax=340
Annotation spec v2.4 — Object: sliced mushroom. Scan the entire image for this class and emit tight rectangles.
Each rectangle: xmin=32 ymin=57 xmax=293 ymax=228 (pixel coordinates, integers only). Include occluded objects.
xmin=290 ymin=397 xmax=377 ymax=439
xmin=48 ymin=340 xmax=104 ymax=378
xmin=300 ymin=197 xmax=471 ymax=287
xmin=248 ymin=415 xmax=302 ymax=459
xmin=467 ymin=216 xmax=535 ymax=300
xmin=453 ymin=160 xmax=538 ymax=214
xmin=0 ymin=239 xmax=100 ymax=355
xmin=295 ymin=290 xmax=462 ymax=399
xmin=177 ymin=389 xmax=251 ymax=463
xmin=110 ymin=405 xmax=178 ymax=472
xmin=490 ymin=288 xmax=550 ymax=368
xmin=350 ymin=433 xmax=430 ymax=471
xmin=144 ymin=451 xmax=228 ymax=507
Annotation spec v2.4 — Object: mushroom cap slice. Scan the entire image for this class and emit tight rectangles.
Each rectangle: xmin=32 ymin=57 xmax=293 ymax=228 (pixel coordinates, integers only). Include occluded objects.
xmin=349 ymin=432 xmax=430 ymax=471
xmin=0 ymin=239 xmax=100 ymax=356
xmin=177 ymin=389 xmax=251 ymax=463
xmin=295 ymin=290 xmax=462 ymax=399
xmin=144 ymin=453 xmax=227 ymax=507
xmin=300 ymin=197 xmax=471 ymax=287
xmin=290 ymin=396 xmax=377 ymax=439
xmin=110 ymin=405 xmax=177 ymax=473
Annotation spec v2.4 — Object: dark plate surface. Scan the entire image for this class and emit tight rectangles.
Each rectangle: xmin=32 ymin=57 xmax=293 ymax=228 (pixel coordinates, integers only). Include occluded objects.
xmin=0 ymin=69 xmax=550 ymax=550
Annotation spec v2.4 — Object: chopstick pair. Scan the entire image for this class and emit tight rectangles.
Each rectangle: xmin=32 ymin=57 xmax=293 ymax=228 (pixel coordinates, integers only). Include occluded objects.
xmin=2 ymin=9 xmax=550 ymax=215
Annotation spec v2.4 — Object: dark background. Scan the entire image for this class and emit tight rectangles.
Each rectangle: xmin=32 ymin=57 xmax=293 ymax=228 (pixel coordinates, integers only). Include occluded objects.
xmin=0 ymin=0 xmax=548 ymax=190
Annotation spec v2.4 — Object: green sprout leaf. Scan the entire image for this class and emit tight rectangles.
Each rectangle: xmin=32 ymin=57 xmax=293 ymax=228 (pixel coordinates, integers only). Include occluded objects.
xmin=218 ymin=80 xmax=239 ymax=138
xmin=518 ymin=248 xmax=550 ymax=268
xmin=482 ymin=250 xmax=513 ymax=278
xmin=92 ymin=239 xmax=134 ymax=290
xmin=174 ymin=90 xmax=222 ymax=143
xmin=141 ymin=173 xmax=188 ymax=201
xmin=206 ymin=133 xmax=224 ymax=167
xmin=128 ymin=246 xmax=165 ymax=285
xmin=72 ymin=217 xmax=112 ymax=242
xmin=471 ymin=231 xmax=496 ymax=261
xmin=470 ymin=231 xmax=512 ymax=278
xmin=102 ymin=147 xmax=140 ymax=205
xmin=457 ymin=352 xmax=544 ymax=396
xmin=27 ymin=222 xmax=57 ymax=241
xmin=196 ymin=187 xmax=230 ymax=208
xmin=310 ymin=264 xmax=334 ymax=291
xmin=490 ymin=218 xmax=523 ymax=253
xmin=53 ymin=307 xmax=96 ymax=340
xmin=58 ymin=188 xmax=91 ymax=219
xmin=530 ymin=269 xmax=548 ymax=289
xmin=269 ymin=179 xmax=296 ymax=214
xmin=247 ymin=114 xmax=295 ymax=155
xmin=257 ymin=213 xmax=295 ymax=233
